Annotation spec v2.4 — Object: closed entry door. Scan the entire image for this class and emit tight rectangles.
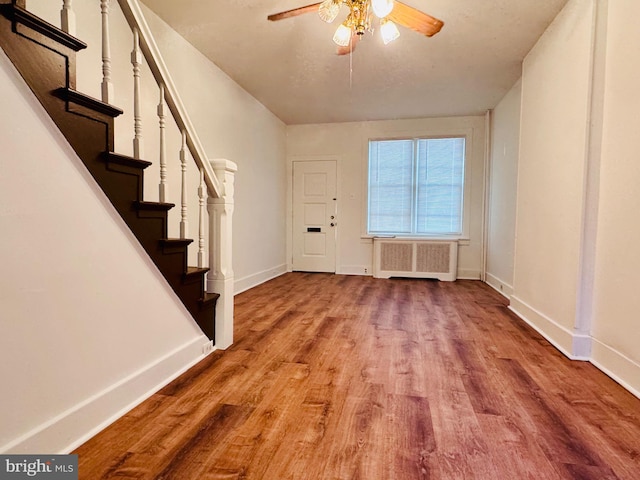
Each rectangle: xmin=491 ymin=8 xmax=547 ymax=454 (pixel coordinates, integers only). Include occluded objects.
xmin=292 ymin=160 xmax=337 ymax=272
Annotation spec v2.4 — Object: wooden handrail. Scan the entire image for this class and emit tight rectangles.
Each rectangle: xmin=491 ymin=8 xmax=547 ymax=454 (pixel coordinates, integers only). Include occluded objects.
xmin=116 ymin=0 xmax=222 ymax=198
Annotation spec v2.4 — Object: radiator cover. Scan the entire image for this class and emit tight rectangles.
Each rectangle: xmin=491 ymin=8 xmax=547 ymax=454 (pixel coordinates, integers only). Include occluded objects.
xmin=373 ymin=238 xmax=458 ymax=281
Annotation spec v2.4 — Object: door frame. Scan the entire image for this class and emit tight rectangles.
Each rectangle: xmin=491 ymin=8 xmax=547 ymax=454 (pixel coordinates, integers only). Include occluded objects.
xmin=287 ymin=155 xmax=341 ymax=273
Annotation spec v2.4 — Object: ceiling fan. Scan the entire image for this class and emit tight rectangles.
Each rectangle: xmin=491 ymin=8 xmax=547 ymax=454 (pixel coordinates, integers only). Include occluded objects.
xmin=268 ymin=0 xmax=444 ymax=54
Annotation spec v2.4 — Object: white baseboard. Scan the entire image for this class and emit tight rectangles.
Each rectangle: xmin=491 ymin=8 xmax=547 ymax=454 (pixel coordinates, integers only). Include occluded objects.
xmin=485 ymin=272 xmax=514 ymax=299
xmin=1 ymin=336 xmax=212 ymax=454
xmin=234 ymin=264 xmax=287 ymax=295
xmin=509 ymin=296 xmax=591 ymax=360
xmin=502 ymin=296 xmax=639 ymax=399
xmin=590 ymin=339 xmax=640 ymax=399
xmin=337 ymin=265 xmax=372 ymax=276
xmin=457 ymin=268 xmax=482 ymax=280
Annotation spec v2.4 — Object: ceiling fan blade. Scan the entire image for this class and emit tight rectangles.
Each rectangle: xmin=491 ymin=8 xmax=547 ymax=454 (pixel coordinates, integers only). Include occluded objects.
xmin=387 ymin=1 xmax=444 ymax=37
xmin=336 ymin=34 xmax=360 ymax=55
xmin=268 ymin=3 xmax=322 ymax=21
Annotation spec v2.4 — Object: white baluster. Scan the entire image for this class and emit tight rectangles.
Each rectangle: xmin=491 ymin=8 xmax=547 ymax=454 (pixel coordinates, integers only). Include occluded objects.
xmin=100 ymin=0 xmax=114 ymax=103
xmin=180 ymin=131 xmax=188 ymax=238
xmin=158 ymin=84 xmax=167 ymax=202
xmin=61 ymin=1 xmax=76 ymax=36
xmin=198 ymin=168 xmax=206 ymax=268
xmin=131 ymin=28 xmax=143 ymax=159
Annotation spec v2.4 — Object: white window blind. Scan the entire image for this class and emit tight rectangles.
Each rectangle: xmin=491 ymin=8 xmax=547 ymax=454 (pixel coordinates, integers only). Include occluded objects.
xmin=368 ymin=137 xmax=465 ymax=236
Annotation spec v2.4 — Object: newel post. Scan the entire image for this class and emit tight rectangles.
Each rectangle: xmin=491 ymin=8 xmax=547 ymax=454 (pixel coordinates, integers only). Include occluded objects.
xmin=207 ymin=159 xmax=237 ymax=349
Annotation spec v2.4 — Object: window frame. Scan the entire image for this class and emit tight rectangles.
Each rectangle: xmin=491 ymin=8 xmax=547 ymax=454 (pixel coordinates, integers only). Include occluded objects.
xmin=364 ymin=133 xmax=472 ymax=240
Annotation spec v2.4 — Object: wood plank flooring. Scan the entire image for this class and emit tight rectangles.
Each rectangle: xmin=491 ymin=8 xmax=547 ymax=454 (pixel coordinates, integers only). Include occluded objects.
xmin=74 ymin=273 xmax=640 ymax=479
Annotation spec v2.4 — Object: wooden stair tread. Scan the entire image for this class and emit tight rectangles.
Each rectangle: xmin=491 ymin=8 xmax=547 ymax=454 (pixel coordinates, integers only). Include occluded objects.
xmin=55 ymin=88 xmax=123 ymax=117
xmin=1 ymin=2 xmax=87 ymax=51
xmin=160 ymin=238 xmax=194 ymax=247
xmin=102 ymin=152 xmax=152 ymax=170
xmin=186 ymin=266 xmax=210 ymax=277
xmin=202 ymin=292 xmax=220 ymax=306
xmin=134 ymin=201 xmax=175 ymax=212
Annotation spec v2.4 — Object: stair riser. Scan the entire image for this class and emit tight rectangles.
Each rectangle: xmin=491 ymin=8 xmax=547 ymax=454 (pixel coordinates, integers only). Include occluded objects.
xmin=0 ymin=29 xmax=115 ymax=156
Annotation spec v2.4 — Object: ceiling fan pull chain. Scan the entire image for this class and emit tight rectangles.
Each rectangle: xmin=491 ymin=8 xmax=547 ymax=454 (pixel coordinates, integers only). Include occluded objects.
xmin=349 ymin=36 xmax=353 ymax=89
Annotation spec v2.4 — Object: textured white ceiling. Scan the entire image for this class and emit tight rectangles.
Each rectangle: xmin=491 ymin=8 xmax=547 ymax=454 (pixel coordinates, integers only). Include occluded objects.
xmin=141 ymin=0 xmax=569 ymax=125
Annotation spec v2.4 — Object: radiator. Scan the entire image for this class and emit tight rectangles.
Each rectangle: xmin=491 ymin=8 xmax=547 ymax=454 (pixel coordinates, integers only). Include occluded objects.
xmin=372 ymin=238 xmax=458 ymax=281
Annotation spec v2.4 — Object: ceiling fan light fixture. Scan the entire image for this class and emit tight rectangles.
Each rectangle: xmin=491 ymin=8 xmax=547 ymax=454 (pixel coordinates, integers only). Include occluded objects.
xmin=380 ymin=18 xmax=400 ymax=44
xmin=318 ymin=0 xmax=340 ymax=23
xmin=267 ymin=1 xmax=444 ymax=53
xmin=371 ymin=0 xmax=394 ymax=19
xmin=333 ymin=23 xmax=352 ymax=47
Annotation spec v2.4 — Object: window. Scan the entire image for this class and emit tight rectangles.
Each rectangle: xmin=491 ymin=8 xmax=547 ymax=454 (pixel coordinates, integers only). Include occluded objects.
xmin=367 ymin=137 xmax=466 ymax=236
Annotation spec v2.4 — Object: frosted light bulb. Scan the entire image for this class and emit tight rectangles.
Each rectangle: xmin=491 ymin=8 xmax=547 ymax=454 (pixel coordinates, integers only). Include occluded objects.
xmin=318 ymin=0 xmax=340 ymax=23
xmin=371 ymin=0 xmax=394 ymax=18
xmin=333 ymin=23 xmax=352 ymax=47
xmin=380 ymin=19 xmax=400 ymax=44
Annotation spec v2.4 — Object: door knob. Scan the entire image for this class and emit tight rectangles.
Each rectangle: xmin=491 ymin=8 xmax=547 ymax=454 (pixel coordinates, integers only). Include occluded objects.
xmin=330 ymin=222 xmax=336 ymax=227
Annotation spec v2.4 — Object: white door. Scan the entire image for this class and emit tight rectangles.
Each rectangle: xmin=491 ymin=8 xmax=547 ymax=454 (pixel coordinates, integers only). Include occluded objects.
xmin=292 ymin=160 xmax=337 ymax=272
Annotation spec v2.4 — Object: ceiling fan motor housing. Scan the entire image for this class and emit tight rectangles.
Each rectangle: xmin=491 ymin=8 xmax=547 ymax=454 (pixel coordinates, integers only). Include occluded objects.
xmin=350 ymin=0 xmax=370 ymax=35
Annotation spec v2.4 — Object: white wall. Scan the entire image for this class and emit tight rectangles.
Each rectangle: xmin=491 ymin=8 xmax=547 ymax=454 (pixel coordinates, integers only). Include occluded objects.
xmin=590 ymin=0 xmax=640 ymax=394
xmin=27 ymin=0 xmax=288 ymax=293
xmin=511 ymin=0 xmax=594 ymax=357
xmin=0 ymin=51 xmax=209 ymax=454
xmin=505 ymin=0 xmax=639 ymax=395
xmin=486 ymin=79 xmax=521 ymax=297
xmin=286 ymin=116 xmax=486 ymax=279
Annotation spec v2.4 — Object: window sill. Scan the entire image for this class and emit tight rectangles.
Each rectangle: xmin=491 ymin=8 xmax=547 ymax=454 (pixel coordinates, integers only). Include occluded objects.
xmin=361 ymin=235 xmax=470 ymax=246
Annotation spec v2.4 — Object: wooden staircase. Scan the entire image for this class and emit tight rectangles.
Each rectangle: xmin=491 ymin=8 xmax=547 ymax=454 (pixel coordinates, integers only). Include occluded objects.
xmin=0 ymin=0 xmax=218 ymax=340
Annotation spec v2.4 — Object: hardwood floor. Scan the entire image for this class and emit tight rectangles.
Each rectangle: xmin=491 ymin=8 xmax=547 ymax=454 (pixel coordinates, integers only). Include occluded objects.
xmin=75 ymin=273 xmax=640 ymax=479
